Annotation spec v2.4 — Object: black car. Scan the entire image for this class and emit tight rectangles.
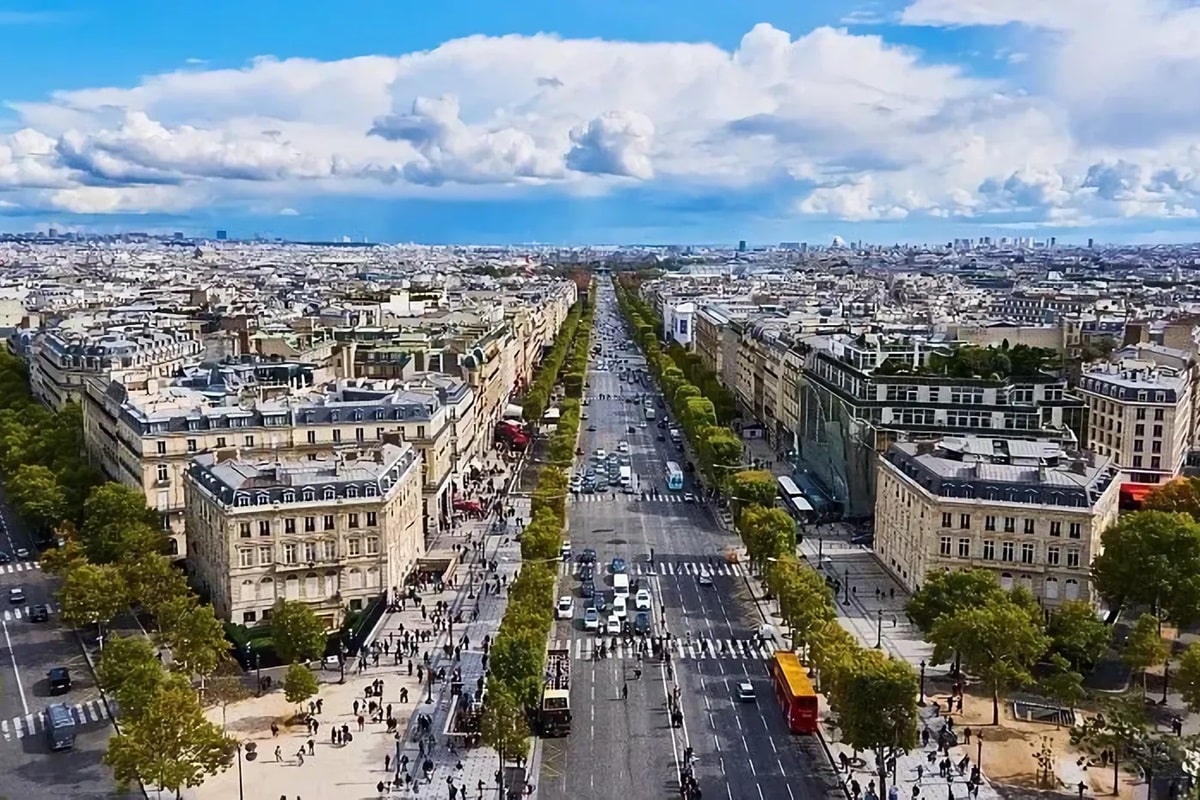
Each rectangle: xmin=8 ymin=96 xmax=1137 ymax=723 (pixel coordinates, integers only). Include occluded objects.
xmin=0 ymin=551 xmax=9 ymax=564
xmin=578 ymin=548 xmax=597 ymax=564
xmin=627 ymin=426 xmax=636 ymax=434
xmin=580 ymin=581 xmax=596 ymax=599
xmin=657 ymin=434 xmax=666 ymax=441
xmin=579 ymin=565 xmax=594 ymax=582
xmin=28 ymin=604 xmax=49 ymax=622
xmin=633 ymin=611 xmax=651 ymax=635
xmin=47 ymin=667 xmax=71 ymax=695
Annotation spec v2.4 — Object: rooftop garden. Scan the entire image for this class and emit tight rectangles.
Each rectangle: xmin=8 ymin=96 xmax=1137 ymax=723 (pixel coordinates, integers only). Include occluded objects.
xmin=873 ymin=342 xmax=1062 ymax=381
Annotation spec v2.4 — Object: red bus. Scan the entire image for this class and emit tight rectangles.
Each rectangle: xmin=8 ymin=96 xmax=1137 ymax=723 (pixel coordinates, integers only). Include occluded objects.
xmin=768 ymin=651 xmax=819 ymax=733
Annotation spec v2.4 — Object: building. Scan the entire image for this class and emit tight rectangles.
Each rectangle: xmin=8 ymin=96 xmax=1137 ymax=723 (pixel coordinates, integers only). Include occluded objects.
xmin=183 ymin=438 xmax=423 ymax=627
xmin=81 ymin=362 xmax=473 ymax=557
xmin=1077 ymin=343 xmax=1195 ymax=501
xmin=874 ymin=436 xmax=1120 ymax=607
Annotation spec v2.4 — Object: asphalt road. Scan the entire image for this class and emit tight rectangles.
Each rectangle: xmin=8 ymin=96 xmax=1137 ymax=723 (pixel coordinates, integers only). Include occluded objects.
xmin=0 ymin=490 xmax=128 ymax=800
xmin=537 ymin=286 xmax=844 ymax=800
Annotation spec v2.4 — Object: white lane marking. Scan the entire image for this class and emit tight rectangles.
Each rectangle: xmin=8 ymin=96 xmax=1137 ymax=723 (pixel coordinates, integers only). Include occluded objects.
xmin=1 ymin=618 xmax=27 ymax=715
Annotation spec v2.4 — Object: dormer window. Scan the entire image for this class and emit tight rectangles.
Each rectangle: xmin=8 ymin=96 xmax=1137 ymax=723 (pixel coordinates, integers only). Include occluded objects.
xmin=323 ymin=487 xmax=336 ymax=500
xmin=256 ymin=493 xmax=270 ymax=505
xmin=330 ymin=411 xmax=339 ymax=422
xmin=346 ymin=486 xmax=359 ymax=498
xmin=302 ymin=488 xmax=315 ymax=502
xmin=374 ymin=409 xmax=384 ymax=420
xmin=235 ymin=493 xmax=251 ymax=507
xmin=364 ymin=484 xmax=378 ymax=496
xmin=353 ymin=410 xmax=363 ymax=421
xmin=282 ymin=491 xmax=296 ymax=503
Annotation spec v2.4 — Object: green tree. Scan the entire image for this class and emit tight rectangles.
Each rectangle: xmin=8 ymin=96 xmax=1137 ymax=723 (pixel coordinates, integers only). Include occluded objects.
xmin=120 ymin=554 xmax=191 ymax=622
xmin=738 ymin=504 xmax=796 ymax=572
xmin=57 ymin=562 xmax=129 ymax=631
xmin=480 ymin=684 xmax=531 ymax=798
xmin=1144 ymin=477 xmax=1200 ymax=522
xmin=828 ymin=651 xmax=919 ymax=800
xmin=161 ymin=603 xmax=229 ymax=686
xmin=7 ymin=464 xmax=66 ymax=535
xmin=1091 ymin=511 xmax=1200 ymax=626
xmin=1176 ymin=641 xmax=1200 ymax=713
xmin=1122 ymin=613 xmax=1169 ymax=698
xmin=906 ymin=568 xmax=1005 ymax=637
xmin=96 ymin=634 xmax=166 ymax=721
xmin=1046 ymin=600 xmax=1111 ymax=670
xmin=80 ymin=482 xmax=162 ymax=564
xmin=1037 ymin=654 xmax=1086 ymax=727
xmin=809 ymin=620 xmax=860 ymax=691
xmin=1071 ymin=696 xmax=1180 ymax=797
xmin=39 ymin=536 xmax=88 ymax=577
xmin=269 ymin=600 xmax=328 ymax=664
xmin=729 ymin=470 xmax=777 ymax=517
xmin=283 ymin=662 xmax=319 ymax=709
xmin=766 ymin=556 xmax=834 ymax=655
xmin=929 ymin=598 xmax=1050 ymax=725
xmin=104 ymin=674 xmax=235 ymax=799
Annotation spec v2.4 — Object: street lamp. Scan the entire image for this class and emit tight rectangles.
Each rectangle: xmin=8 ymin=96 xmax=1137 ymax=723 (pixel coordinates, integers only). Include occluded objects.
xmin=919 ymin=660 xmax=927 ymax=705
xmin=976 ymin=730 xmax=983 ymax=768
xmin=338 ymin=639 xmax=348 ymax=685
xmin=1161 ymin=660 xmax=1171 ymax=705
xmin=875 ymin=609 xmax=883 ymax=649
xmin=818 ymin=536 xmax=823 ymax=560
xmin=425 ymin=663 xmax=435 ymax=704
xmin=842 ymin=568 xmax=850 ymax=606
xmin=236 ymin=740 xmax=256 ymax=800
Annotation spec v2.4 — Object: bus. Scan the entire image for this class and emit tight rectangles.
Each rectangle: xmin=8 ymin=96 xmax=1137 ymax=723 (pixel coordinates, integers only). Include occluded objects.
xmin=776 ymin=476 xmax=814 ymax=521
xmin=664 ymin=461 xmax=684 ymax=491
xmin=768 ymin=651 xmax=819 ymax=733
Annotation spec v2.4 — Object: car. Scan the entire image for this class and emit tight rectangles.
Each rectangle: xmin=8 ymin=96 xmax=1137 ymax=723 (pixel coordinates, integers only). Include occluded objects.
xmin=594 ymin=449 xmax=607 ymax=460
xmin=606 ymin=614 xmax=623 ymax=635
xmin=736 ymin=681 xmax=756 ymax=702
xmin=583 ymin=607 xmax=600 ymax=631
xmin=593 ymin=595 xmax=608 ymax=613
xmin=578 ymin=548 xmax=597 ymax=564
xmin=587 ymin=425 xmax=597 ymax=432
xmin=633 ymin=611 xmax=651 ymax=635
xmin=683 ymin=492 xmax=696 ymax=503
xmin=580 ymin=580 xmax=595 ymax=598
xmin=0 ymin=551 xmax=9 ymax=564
xmin=28 ymin=604 xmax=49 ymax=622
xmin=634 ymin=589 xmax=652 ymax=611
xmin=617 ymin=441 xmax=628 ymax=453
xmin=657 ymin=434 xmax=666 ymax=441
xmin=628 ymin=426 xmax=637 ymax=433
xmin=14 ymin=547 xmax=29 ymax=560
xmin=610 ymin=557 xmax=627 ymax=574
xmin=698 ymin=573 xmax=714 ymax=587
xmin=47 ymin=667 xmax=71 ymax=695
xmin=850 ymin=533 xmax=875 ymax=546
xmin=561 ymin=542 xmax=572 ymax=560
xmin=8 ymin=587 xmax=25 ymax=604
xmin=581 ymin=483 xmax=596 ymax=494
xmin=619 ymin=454 xmax=631 ymax=466
xmin=581 ymin=413 xmax=589 ymax=420
xmin=612 ymin=595 xmax=628 ymax=619
xmin=555 ymin=596 xmax=574 ymax=619
xmin=640 ymin=421 xmax=648 ymax=429
xmin=579 ymin=564 xmax=595 ymax=582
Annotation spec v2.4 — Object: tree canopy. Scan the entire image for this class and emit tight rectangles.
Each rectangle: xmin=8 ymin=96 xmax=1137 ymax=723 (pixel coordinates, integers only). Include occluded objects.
xmin=1091 ymin=511 xmax=1200 ymax=625
xmin=269 ymin=600 xmax=328 ymax=664
xmin=906 ymin=568 xmax=1006 ymax=637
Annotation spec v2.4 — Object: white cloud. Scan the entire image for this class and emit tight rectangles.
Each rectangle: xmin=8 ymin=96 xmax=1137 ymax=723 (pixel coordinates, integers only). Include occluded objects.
xmin=0 ymin=14 xmax=1197 ymax=228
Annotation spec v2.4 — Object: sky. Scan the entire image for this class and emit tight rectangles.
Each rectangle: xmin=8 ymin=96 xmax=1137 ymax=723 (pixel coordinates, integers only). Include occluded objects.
xmin=2 ymin=0 xmax=1200 ymax=245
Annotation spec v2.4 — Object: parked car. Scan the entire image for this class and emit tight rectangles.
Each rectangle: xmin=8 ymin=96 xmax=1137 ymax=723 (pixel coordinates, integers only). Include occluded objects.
xmin=634 ymin=589 xmax=652 ymax=611
xmin=555 ymin=596 xmax=574 ymax=620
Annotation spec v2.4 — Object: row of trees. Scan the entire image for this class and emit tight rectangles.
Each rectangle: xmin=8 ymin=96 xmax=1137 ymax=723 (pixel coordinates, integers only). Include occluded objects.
xmin=613 ymin=279 xmax=743 ymax=491
xmin=481 ymin=289 xmax=597 ymax=779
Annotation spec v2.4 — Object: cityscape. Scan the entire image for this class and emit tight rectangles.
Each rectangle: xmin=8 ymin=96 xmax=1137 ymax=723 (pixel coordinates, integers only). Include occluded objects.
xmin=4 ymin=2 xmax=1200 ymax=800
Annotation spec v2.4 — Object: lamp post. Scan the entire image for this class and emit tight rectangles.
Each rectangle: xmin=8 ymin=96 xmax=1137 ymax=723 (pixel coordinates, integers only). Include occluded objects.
xmin=842 ymin=568 xmax=850 ymax=606
xmin=818 ymin=536 xmax=824 ymax=561
xmin=875 ymin=608 xmax=883 ymax=649
xmin=1161 ymin=660 xmax=1171 ymax=705
xmin=919 ymin=660 xmax=927 ymax=705
xmin=976 ymin=730 xmax=983 ymax=769
xmin=236 ymin=741 xmax=245 ymax=800
xmin=338 ymin=639 xmax=348 ymax=685
xmin=425 ymin=662 xmax=435 ymax=704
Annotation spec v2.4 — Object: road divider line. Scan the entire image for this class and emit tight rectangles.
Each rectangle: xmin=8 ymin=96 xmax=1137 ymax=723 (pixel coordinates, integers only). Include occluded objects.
xmin=0 ymin=618 xmax=27 ymax=715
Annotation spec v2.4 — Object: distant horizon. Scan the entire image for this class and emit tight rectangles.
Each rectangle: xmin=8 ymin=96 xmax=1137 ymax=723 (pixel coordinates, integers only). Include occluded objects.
xmin=0 ymin=2 xmax=1199 ymax=244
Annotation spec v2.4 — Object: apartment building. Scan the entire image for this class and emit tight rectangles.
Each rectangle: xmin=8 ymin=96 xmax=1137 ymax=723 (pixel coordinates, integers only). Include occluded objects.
xmin=29 ymin=324 xmax=203 ymax=410
xmin=875 ymin=436 xmax=1120 ymax=607
xmin=81 ymin=361 xmax=472 ymax=557
xmin=183 ymin=439 xmax=423 ymax=627
xmin=1078 ymin=343 xmax=1195 ymax=500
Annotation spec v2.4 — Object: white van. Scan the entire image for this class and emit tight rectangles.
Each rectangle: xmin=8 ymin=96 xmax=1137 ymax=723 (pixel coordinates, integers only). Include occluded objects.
xmin=612 ymin=573 xmax=630 ymax=598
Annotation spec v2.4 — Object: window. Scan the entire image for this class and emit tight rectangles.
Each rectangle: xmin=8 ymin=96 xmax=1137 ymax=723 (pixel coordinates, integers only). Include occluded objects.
xmin=242 ymin=611 xmax=257 ymax=624
xmin=285 ymin=518 xmax=296 ymax=534
xmin=258 ymin=520 xmax=271 ymax=537
xmin=1021 ymin=543 xmax=1035 ymax=564
xmin=348 ymin=513 xmax=360 ymax=528
xmin=1134 ymin=439 xmax=1144 ymax=452
xmin=1049 ymin=521 xmax=1062 ymax=537
xmin=1066 ymin=549 xmax=1081 ymax=568
xmin=959 ymin=514 xmax=971 ymax=530
xmin=156 ymin=464 xmax=169 ymax=482
xmin=1068 ymin=522 xmax=1082 ymax=539
xmin=156 ymin=441 xmax=167 ymax=455
xmin=235 ymin=494 xmax=250 ymax=507
xmin=283 ymin=544 xmax=297 ymax=564
xmin=1155 ymin=408 xmax=1165 ymax=421
xmin=187 ymin=439 xmax=198 ymax=453
xmin=355 ymin=427 xmax=365 ymax=442
xmin=1152 ymin=457 xmax=1162 ymax=470
xmin=982 ymin=540 xmax=996 ymax=560
xmin=1023 ymin=518 xmax=1035 ymax=534
xmin=957 ymin=538 xmax=971 ymax=558
xmin=322 ymin=540 xmax=336 ymax=560
xmin=1046 ymin=545 xmax=1061 ymax=566
xmin=1135 ymin=423 xmax=1145 ymax=436
xmin=939 ymin=536 xmax=952 ymax=557
xmin=307 ymin=430 xmax=316 ymax=444
xmin=216 ymin=436 xmax=227 ymax=448
xmin=941 ymin=512 xmax=952 ymax=529
xmin=304 ymin=542 xmax=317 ymax=562
xmin=1136 ymin=408 xmax=1146 ymax=420
xmin=366 ymin=511 xmax=378 ymax=527
xmin=333 ymin=430 xmax=342 ymax=443
xmin=1152 ymin=441 xmax=1162 ymax=454
xmin=1133 ymin=456 xmax=1143 ymax=468
xmin=239 ymin=522 xmax=251 ymax=539
xmin=304 ymin=516 xmax=316 ymax=532
xmin=348 ymin=539 xmax=362 ymax=556
xmin=1153 ymin=424 xmax=1164 ymax=438
xmin=259 ymin=546 xmax=272 ymax=565
xmin=1001 ymin=542 xmax=1015 ymax=562
xmin=323 ymin=514 xmax=335 ymax=531
xmin=1003 ymin=517 xmax=1015 ymax=533
xmin=244 ymin=435 xmax=255 ymax=447
xmin=417 ymin=425 xmax=426 ymax=439
xmin=984 ymin=515 xmax=996 ymax=532
xmin=366 ymin=536 xmax=380 ymax=555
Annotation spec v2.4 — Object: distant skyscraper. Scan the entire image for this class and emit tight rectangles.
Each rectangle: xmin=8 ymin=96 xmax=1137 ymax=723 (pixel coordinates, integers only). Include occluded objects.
xmin=216 ymin=229 xmax=228 ymax=241
xmin=1050 ymin=236 xmax=1057 ymax=248
xmin=1087 ymin=237 xmax=1094 ymax=249
xmin=46 ymin=228 xmax=57 ymax=238
xmin=173 ymin=231 xmax=184 ymax=239
xmin=737 ymin=240 xmax=747 ymax=252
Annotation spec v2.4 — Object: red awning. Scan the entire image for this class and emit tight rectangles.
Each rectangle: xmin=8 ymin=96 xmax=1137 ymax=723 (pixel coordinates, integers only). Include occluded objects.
xmin=1120 ymin=482 xmax=1156 ymax=502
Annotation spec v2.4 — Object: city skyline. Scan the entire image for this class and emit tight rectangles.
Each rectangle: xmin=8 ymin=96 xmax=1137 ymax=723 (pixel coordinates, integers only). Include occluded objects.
xmin=1 ymin=0 xmax=1199 ymax=244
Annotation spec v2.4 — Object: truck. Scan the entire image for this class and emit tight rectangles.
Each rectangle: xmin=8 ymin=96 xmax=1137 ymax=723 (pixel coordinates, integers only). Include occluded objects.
xmin=644 ymin=406 xmax=656 ymax=421
xmin=44 ymin=703 xmax=76 ymax=751
xmin=537 ymin=647 xmax=572 ymax=737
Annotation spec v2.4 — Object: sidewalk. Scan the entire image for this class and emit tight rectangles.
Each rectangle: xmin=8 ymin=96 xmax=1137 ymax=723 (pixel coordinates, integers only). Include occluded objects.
xmin=184 ymin=458 xmax=534 ymax=800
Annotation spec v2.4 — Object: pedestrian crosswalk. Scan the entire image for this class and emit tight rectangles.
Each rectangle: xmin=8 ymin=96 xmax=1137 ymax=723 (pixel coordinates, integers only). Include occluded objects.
xmin=549 ymin=636 xmax=779 ymax=661
xmin=0 ymin=561 xmax=39 ymax=574
xmin=560 ymin=561 xmax=743 ymax=578
xmin=571 ymin=493 xmax=690 ymax=504
xmin=1 ymin=602 xmax=55 ymax=622
xmin=1 ymin=699 xmax=110 ymax=742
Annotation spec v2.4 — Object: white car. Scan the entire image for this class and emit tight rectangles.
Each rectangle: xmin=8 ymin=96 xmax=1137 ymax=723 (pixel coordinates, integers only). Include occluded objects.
xmin=606 ymin=614 xmax=623 ymax=635
xmin=698 ymin=573 xmax=714 ymax=587
xmin=583 ymin=607 xmax=600 ymax=631
xmin=612 ymin=595 xmax=628 ymax=619
xmin=617 ymin=441 xmax=628 ymax=453
xmin=555 ymin=596 xmax=574 ymax=620
xmin=594 ymin=449 xmax=607 ymax=460
xmin=634 ymin=589 xmax=652 ymax=611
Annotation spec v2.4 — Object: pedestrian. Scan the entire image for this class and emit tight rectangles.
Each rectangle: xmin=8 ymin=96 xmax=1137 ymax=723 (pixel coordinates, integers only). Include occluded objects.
xmin=275 ymin=745 xmax=282 ymax=762
xmin=307 ymin=738 xmax=314 ymax=755
xmin=296 ymin=749 xmax=306 ymax=766
xmin=386 ymin=754 xmax=391 ymax=772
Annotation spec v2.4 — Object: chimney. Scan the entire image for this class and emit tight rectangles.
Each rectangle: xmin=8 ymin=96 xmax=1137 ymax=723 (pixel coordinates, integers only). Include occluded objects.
xmin=216 ymin=448 xmax=238 ymax=464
